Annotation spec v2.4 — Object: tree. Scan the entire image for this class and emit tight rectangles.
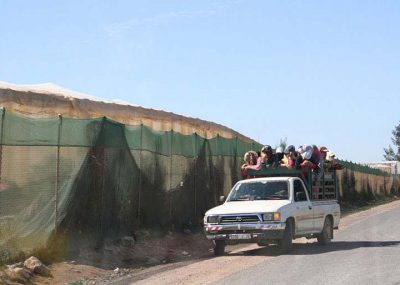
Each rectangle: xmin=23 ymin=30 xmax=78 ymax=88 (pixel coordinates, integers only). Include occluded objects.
xmin=277 ymin=137 xmax=287 ymax=152
xmin=383 ymin=122 xmax=400 ymax=161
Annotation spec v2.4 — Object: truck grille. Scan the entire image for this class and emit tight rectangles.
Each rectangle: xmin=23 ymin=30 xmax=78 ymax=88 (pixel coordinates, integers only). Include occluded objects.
xmin=220 ymin=215 xmax=260 ymax=223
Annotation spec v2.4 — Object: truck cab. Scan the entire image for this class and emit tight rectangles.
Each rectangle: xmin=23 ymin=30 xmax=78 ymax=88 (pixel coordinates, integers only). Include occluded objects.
xmin=203 ymin=169 xmax=340 ymax=255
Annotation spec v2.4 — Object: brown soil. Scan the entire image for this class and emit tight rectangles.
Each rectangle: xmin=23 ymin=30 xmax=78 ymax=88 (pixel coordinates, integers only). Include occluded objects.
xmin=30 ymin=230 xmax=213 ymax=285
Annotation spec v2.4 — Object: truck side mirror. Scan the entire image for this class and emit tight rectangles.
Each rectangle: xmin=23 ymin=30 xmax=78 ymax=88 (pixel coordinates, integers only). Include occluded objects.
xmin=219 ymin=196 xmax=226 ymax=203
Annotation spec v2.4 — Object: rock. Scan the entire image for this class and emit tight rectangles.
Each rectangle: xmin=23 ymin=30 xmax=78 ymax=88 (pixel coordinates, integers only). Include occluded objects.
xmin=145 ymin=258 xmax=160 ymax=265
xmin=23 ymin=256 xmax=51 ymax=277
xmin=7 ymin=262 xmax=23 ymax=270
xmin=113 ymin=267 xmax=120 ymax=273
xmin=121 ymin=236 xmax=135 ymax=247
xmin=5 ymin=267 xmax=31 ymax=284
xmin=15 ymin=267 xmax=32 ymax=279
xmin=181 ymin=251 xmax=189 ymax=256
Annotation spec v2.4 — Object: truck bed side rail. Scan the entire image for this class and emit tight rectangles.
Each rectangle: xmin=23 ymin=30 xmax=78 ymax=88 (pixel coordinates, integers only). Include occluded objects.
xmin=245 ymin=168 xmax=337 ymax=201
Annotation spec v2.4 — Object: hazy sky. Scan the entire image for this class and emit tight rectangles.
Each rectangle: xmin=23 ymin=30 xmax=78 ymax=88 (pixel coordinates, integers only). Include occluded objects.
xmin=1 ymin=0 xmax=399 ymax=163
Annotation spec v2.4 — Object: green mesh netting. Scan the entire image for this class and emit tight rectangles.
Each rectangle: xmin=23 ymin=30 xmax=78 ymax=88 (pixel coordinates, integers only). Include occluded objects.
xmin=0 ymin=109 xmax=261 ymax=263
xmin=337 ymin=160 xmax=391 ymax=177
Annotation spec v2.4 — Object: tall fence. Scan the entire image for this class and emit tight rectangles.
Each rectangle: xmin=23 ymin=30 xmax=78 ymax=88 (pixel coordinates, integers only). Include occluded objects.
xmin=336 ymin=160 xmax=399 ymax=202
xmin=0 ymin=108 xmax=397 ymax=263
xmin=0 ymin=109 xmax=261 ymax=263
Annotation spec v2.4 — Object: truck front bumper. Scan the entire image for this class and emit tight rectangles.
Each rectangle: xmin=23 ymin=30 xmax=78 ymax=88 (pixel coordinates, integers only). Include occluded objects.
xmin=204 ymin=222 xmax=286 ymax=242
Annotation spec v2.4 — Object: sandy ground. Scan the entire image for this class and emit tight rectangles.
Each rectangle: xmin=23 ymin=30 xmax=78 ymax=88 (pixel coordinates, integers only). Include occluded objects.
xmin=26 ymin=199 xmax=400 ymax=285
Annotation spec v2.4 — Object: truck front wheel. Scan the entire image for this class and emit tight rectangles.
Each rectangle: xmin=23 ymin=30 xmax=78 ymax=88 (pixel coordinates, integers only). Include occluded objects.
xmin=278 ymin=219 xmax=293 ymax=253
xmin=213 ymin=240 xmax=225 ymax=256
xmin=317 ymin=217 xmax=333 ymax=245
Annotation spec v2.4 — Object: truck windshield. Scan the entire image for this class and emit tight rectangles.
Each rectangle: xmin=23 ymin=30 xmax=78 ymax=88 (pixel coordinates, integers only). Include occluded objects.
xmin=227 ymin=181 xmax=289 ymax=201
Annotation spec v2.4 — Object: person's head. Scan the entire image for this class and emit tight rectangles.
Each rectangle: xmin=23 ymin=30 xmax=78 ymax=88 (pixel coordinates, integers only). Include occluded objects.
xmin=261 ymin=145 xmax=273 ymax=157
xmin=273 ymin=147 xmax=283 ymax=161
xmin=243 ymin=152 xmax=251 ymax=164
xmin=248 ymin=150 xmax=258 ymax=165
xmin=298 ymin=145 xmax=313 ymax=160
xmin=284 ymin=145 xmax=296 ymax=158
xmin=319 ymin=146 xmax=329 ymax=160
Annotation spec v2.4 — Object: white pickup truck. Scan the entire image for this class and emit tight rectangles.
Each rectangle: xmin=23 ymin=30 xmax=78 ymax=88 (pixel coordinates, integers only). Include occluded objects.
xmin=203 ymin=169 xmax=340 ymax=255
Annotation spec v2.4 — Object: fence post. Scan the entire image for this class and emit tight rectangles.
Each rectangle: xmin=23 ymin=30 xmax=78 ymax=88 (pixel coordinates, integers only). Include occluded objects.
xmin=216 ymin=134 xmax=220 ymax=155
xmin=0 ymin=107 xmax=5 ymax=190
xmin=169 ymin=128 xmax=173 ymax=221
xmin=169 ymin=129 xmax=173 ymax=190
xmin=137 ymin=123 xmax=143 ymax=226
xmin=235 ymin=136 xmax=238 ymax=155
xmin=194 ymin=132 xmax=198 ymax=220
xmin=55 ymin=114 xmax=62 ymax=230
xmin=235 ymin=136 xmax=239 ymax=186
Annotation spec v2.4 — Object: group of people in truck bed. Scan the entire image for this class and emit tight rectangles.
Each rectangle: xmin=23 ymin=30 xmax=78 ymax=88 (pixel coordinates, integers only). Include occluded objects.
xmin=240 ymin=144 xmax=340 ymax=180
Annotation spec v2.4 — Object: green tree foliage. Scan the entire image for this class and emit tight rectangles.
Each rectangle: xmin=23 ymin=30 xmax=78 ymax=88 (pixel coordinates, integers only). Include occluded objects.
xmin=383 ymin=122 xmax=400 ymax=161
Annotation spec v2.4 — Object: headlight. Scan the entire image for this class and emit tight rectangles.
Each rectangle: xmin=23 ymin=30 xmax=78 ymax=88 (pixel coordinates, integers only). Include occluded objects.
xmin=207 ymin=216 xmax=219 ymax=223
xmin=262 ymin=212 xmax=280 ymax=221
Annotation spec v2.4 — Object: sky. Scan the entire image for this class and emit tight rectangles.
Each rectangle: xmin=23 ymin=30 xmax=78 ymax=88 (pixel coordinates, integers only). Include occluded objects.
xmin=0 ymin=0 xmax=399 ymax=163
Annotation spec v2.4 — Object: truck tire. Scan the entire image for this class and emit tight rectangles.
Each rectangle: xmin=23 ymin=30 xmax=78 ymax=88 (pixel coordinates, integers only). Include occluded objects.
xmin=278 ymin=219 xmax=293 ymax=253
xmin=213 ymin=240 xmax=225 ymax=256
xmin=317 ymin=217 xmax=333 ymax=245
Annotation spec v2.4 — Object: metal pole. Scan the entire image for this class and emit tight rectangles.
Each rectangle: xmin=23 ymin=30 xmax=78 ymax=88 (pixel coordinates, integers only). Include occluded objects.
xmin=235 ymin=136 xmax=238 ymax=187
xmin=169 ymin=128 xmax=173 ymax=221
xmin=216 ymin=134 xmax=219 ymax=154
xmin=100 ymin=116 xmax=106 ymax=237
xmin=169 ymin=129 xmax=173 ymax=190
xmin=55 ymin=114 xmax=62 ymax=230
xmin=137 ymin=124 xmax=143 ymax=226
xmin=194 ymin=133 xmax=197 ymax=219
xmin=0 ymin=107 xmax=5 ymax=190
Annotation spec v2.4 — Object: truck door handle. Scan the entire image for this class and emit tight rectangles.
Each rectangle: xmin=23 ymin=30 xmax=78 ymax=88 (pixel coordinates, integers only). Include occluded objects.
xmin=308 ymin=206 xmax=312 ymax=210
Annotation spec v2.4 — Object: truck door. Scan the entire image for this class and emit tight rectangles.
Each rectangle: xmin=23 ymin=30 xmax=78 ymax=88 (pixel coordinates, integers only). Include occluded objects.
xmin=293 ymin=179 xmax=314 ymax=234
xmin=313 ymin=203 xmax=326 ymax=232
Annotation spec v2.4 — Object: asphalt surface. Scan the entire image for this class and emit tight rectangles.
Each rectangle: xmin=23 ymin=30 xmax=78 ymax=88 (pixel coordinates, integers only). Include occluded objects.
xmin=213 ymin=203 xmax=400 ymax=285
xmin=109 ymin=201 xmax=400 ymax=285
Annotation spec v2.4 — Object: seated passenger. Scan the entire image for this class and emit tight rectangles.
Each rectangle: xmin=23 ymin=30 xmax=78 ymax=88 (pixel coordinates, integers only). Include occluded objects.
xmin=274 ymin=147 xmax=284 ymax=167
xmin=311 ymin=145 xmax=324 ymax=177
xmin=246 ymin=145 xmax=276 ymax=170
xmin=241 ymin=151 xmax=258 ymax=178
xmin=319 ymin=145 xmax=331 ymax=170
xmin=283 ymin=145 xmax=298 ymax=169
xmin=298 ymin=144 xmax=323 ymax=178
xmin=323 ymin=148 xmax=343 ymax=170
xmin=319 ymin=146 xmax=329 ymax=161
xmin=297 ymin=145 xmax=316 ymax=173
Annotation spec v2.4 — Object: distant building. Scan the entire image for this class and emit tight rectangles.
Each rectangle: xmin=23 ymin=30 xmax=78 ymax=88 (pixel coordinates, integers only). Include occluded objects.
xmin=364 ymin=161 xmax=399 ymax=175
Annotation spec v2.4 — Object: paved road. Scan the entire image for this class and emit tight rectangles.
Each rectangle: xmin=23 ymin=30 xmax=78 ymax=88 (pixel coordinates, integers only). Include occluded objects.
xmin=213 ymin=202 xmax=400 ymax=285
xmin=112 ymin=200 xmax=400 ymax=285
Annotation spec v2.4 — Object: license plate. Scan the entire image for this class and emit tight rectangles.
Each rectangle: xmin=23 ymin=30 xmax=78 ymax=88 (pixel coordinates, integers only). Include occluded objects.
xmin=230 ymin=233 xmax=251 ymax=240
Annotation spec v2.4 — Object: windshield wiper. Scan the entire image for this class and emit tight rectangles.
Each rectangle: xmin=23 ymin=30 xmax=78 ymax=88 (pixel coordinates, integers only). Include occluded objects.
xmin=261 ymin=195 xmax=287 ymax=200
xmin=229 ymin=197 xmax=251 ymax=201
